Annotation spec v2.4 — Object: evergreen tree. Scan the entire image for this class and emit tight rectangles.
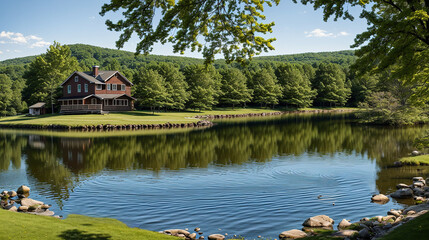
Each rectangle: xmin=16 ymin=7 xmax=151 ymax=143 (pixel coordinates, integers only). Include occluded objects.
xmin=147 ymin=63 xmax=189 ymax=110
xmin=250 ymin=68 xmax=283 ymax=108
xmin=183 ymin=65 xmax=222 ymax=111
xmin=313 ymin=63 xmax=351 ymax=106
xmin=23 ymin=42 xmax=80 ymax=113
xmin=219 ymin=68 xmax=252 ymax=108
xmin=0 ymin=74 xmax=13 ymax=116
xmin=276 ymin=63 xmax=316 ymax=108
xmin=134 ymin=68 xmax=168 ymax=114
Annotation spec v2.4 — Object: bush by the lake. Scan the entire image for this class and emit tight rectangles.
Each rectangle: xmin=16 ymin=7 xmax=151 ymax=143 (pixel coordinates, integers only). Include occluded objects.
xmin=355 ymin=92 xmax=428 ymax=125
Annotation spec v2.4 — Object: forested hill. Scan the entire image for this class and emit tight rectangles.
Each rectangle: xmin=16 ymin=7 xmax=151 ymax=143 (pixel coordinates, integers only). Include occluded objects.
xmin=0 ymin=44 xmax=356 ymax=68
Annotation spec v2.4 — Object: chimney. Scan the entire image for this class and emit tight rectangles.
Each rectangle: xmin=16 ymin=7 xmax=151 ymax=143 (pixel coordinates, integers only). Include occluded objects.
xmin=92 ymin=66 xmax=99 ymax=77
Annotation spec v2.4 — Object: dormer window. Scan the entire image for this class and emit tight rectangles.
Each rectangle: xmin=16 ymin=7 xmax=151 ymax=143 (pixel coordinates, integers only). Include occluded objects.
xmin=121 ymin=84 xmax=125 ymax=91
xmin=74 ymin=76 xmax=78 ymax=82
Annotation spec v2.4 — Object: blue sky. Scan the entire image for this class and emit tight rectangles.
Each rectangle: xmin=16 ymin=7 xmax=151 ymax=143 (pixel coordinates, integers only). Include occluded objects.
xmin=0 ymin=0 xmax=367 ymax=61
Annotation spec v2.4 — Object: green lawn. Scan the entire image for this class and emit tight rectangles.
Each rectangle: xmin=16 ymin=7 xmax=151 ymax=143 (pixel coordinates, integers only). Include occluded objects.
xmin=0 ymin=108 xmax=280 ymax=127
xmin=0 ymin=107 xmax=356 ymax=128
xmin=400 ymin=155 xmax=429 ymax=165
xmin=0 ymin=210 xmax=177 ymax=240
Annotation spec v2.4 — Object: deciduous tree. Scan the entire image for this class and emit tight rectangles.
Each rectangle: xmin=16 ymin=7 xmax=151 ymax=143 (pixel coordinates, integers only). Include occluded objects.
xmin=219 ymin=68 xmax=252 ymax=108
xmin=250 ymin=68 xmax=282 ymax=108
xmin=134 ymin=69 xmax=169 ymax=113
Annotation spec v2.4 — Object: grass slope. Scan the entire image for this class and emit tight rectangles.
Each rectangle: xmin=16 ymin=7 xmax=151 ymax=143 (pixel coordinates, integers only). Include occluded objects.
xmin=0 ymin=210 xmax=177 ymax=240
xmin=0 ymin=108 xmax=281 ymax=127
xmin=381 ymin=212 xmax=429 ymax=240
xmin=400 ymin=155 xmax=429 ymax=165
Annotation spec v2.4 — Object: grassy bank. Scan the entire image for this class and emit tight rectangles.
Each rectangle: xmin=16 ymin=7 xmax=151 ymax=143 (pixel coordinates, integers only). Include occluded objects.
xmin=0 ymin=107 xmax=355 ymax=128
xmin=400 ymin=155 xmax=429 ymax=165
xmin=381 ymin=212 xmax=429 ymax=240
xmin=0 ymin=210 xmax=176 ymax=240
xmin=0 ymin=108 xmax=279 ymax=127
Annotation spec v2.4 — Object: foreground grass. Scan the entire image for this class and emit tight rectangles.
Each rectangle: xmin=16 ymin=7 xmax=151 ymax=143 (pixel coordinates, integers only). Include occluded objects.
xmin=0 ymin=108 xmax=280 ymax=127
xmin=0 ymin=210 xmax=177 ymax=240
xmin=400 ymin=155 xmax=429 ymax=165
xmin=381 ymin=212 xmax=429 ymax=240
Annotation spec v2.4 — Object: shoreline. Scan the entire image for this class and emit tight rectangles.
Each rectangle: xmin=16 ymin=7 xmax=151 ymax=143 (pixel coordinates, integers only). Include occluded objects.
xmin=0 ymin=108 xmax=355 ymax=132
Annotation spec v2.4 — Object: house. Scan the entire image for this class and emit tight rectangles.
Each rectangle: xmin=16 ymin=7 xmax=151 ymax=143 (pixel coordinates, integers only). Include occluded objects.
xmin=28 ymin=102 xmax=46 ymax=115
xmin=58 ymin=66 xmax=135 ymax=114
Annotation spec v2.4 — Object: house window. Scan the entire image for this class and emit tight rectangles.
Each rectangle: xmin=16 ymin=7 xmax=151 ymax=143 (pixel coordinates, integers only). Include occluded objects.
xmin=96 ymin=85 xmax=102 ymax=90
xmin=67 ymin=85 xmax=71 ymax=94
xmin=121 ymin=84 xmax=125 ymax=91
xmin=77 ymin=84 xmax=81 ymax=93
xmin=112 ymin=84 xmax=117 ymax=91
xmin=107 ymin=84 xmax=111 ymax=91
xmin=84 ymin=84 xmax=88 ymax=93
xmin=74 ymin=76 xmax=79 ymax=82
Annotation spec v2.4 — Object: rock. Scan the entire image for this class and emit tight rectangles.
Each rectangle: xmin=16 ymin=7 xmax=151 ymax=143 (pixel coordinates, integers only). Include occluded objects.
xmin=17 ymin=185 xmax=30 ymax=194
xmin=358 ymin=228 xmax=370 ymax=239
xmin=413 ymin=181 xmax=425 ymax=188
xmin=396 ymin=183 xmax=410 ymax=189
xmin=360 ymin=217 xmax=370 ymax=222
xmin=279 ymin=229 xmax=307 ymax=239
xmin=302 ymin=215 xmax=334 ymax=227
xmin=188 ymin=233 xmax=197 ymax=239
xmin=7 ymin=191 xmax=17 ymax=198
xmin=382 ymin=215 xmax=396 ymax=222
xmin=163 ymin=229 xmax=190 ymax=236
xmin=390 ymin=188 xmax=414 ymax=199
xmin=413 ymin=177 xmax=424 ymax=182
xmin=403 ymin=203 xmax=429 ymax=214
xmin=406 ymin=210 xmax=416 ymax=215
xmin=371 ymin=194 xmax=389 ymax=202
xmin=19 ymin=198 xmax=44 ymax=207
xmin=337 ymin=219 xmax=352 ymax=230
xmin=208 ymin=234 xmax=225 ymax=240
xmin=331 ymin=230 xmax=358 ymax=237
xmin=194 ymin=228 xmax=201 ymax=232
xmin=41 ymin=204 xmax=51 ymax=209
xmin=1 ymin=191 xmax=8 ymax=196
xmin=387 ymin=209 xmax=401 ymax=217
xmin=7 ymin=206 xmax=17 ymax=212
xmin=414 ymin=196 xmax=425 ymax=202
xmin=393 ymin=161 xmax=402 ymax=167
xmin=199 ymin=237 xmax=204 ymax=240
xmin=18 ymin=206 xmax=28 ymax=211
xmin=424 ymin=186 xmax=429 ymax=192
xmin=411 ymin=151 xmax=421 ymax=156
xmin=414 ymin=188 xmax=425 ymax=196
xmin=27 ymin=210 xmax=55 ymax=216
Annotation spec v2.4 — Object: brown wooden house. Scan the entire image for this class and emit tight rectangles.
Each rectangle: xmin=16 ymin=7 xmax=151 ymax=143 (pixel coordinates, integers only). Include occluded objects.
xmin=58 ymin=66 xmax=135 ymax=114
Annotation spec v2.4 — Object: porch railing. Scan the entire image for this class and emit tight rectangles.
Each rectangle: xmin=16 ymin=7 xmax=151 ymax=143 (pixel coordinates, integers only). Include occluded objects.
xmin=60 ymin=104 xmax=102 ymax=111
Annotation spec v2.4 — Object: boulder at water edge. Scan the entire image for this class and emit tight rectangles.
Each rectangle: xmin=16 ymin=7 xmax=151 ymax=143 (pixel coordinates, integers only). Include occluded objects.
xmin=302 ymin=215 xmax=334 ymax=227
xmin=279 ymin=229 xmax=307 ymax=239
xmin=337 ymin=219 xmax=352 ymax=230
xmin=20 ymin=198 xmax=44 ymax=207
xmin=390 ymin=188 xmax=413 ymax=199
xmin=17 ymin=185 xmax=30 ymax=194
xmin=332 ymin=230 xmax=358 ymax=238
xmin=208 ymin=234 xmax=225 ymax=240
xmin=371 ymin=194 xmax=389 ymax=202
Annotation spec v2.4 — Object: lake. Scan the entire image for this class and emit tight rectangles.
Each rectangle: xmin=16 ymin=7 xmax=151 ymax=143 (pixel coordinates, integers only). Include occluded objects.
xmin=1 ymin=113 xmax=428 ymax=239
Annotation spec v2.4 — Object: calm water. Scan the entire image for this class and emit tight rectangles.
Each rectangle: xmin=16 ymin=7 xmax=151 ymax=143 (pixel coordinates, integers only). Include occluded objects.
xmin=1 ymin=113 xmax=428 ymax=239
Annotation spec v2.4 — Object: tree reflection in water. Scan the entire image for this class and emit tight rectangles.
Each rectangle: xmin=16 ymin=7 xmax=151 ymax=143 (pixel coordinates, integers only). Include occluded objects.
xmin=0 ymin=113 xmax=427 ymax=204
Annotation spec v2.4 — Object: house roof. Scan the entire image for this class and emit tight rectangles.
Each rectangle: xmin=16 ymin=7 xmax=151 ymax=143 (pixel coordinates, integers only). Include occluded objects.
xmin=29 ymin=102 xmax=46 ymax=108
xmin=58 ymin=94 xmax=136 ymax=101
xmin=60 ymin=70 xmax=133 ymax=86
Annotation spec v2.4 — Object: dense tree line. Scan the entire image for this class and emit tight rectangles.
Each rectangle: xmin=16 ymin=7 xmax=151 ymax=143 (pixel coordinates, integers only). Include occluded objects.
xmin=0 ymin=43 xmax=421 ymax=117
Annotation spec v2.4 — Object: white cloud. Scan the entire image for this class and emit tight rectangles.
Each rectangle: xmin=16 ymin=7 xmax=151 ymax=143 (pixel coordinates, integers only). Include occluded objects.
xmin=31 ymin=40 xmax=51 ymax=48
xmin=305 ymin=29 xmax=350 ymax=38
xmin=0 ymin=50 xmax=3 ymax=54
xmin=0 ymin=31 xmax=48 ymax=46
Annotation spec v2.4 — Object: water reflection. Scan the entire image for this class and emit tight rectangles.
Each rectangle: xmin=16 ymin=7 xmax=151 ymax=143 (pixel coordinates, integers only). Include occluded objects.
xmin=0 ymin=113 xmax=427 ymax=204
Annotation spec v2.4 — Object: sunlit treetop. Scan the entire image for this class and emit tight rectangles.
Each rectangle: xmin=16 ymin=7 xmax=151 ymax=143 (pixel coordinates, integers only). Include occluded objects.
xmin=100 ymin=0 xmax=280 ymax=64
